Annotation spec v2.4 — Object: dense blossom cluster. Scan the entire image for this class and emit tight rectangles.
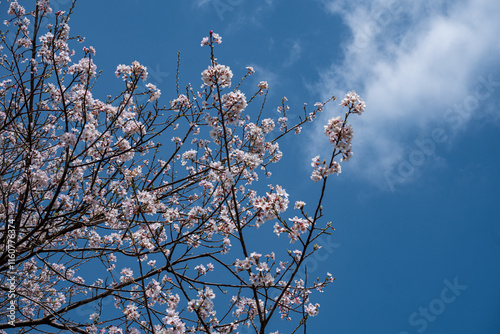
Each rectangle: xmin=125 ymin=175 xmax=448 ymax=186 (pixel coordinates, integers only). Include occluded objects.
xmin=202 ymin=63 xmax=233 ymax=88
xmin=0 ymin=4 xmax=363 ymax=334
xmin=310 ymin=155 xmax=342 ymax=182
xmin=115 ymin=61 xmax=148 ymax=81
xmin=309 ymin=90 xmax=365 ymax=181
xmin=340 ymin=90 xmax=365 ymax=114
xmin=220 ymin=90 xmax=247 ymax=123
xmin=253 ymin=185 xmax=289 ymax=226
xmin=324 ymin=116 xmax=354 ymax=162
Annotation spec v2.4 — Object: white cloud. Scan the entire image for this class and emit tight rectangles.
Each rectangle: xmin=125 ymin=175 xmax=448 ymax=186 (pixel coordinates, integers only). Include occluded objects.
xmin=313 ymin=0 xmax=500 ymax=190
xmin=283 ymin=40 xmax=302 ymax=67
xmin=283 ymin=40 xmax=303 ymax=67
xmin=212 ymin=1 xmax=278 ymax=32
xmin=194 ymin=0 xmax=211 ymax=7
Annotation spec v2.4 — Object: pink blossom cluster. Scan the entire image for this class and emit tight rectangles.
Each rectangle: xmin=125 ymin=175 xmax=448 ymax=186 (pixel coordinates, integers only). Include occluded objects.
xmin=324 ymin=116 xmax=354 ymax=162
xmin=146 ymin=83 xmax=161 ymax=101
xmin=8 ymin=1 xmax=26 ymax=16
xmin=252 ymin=185 xmax=289 ymax=226
xmin=170 ymin=94 xmax=192 ymax=111
xmin=310 ymin=91 xmax=366 ymax=181
xmin=68 ymin=57 xmax=97 ymax=81
xmin=201 ymin=63 xmax=233 ymax=88
xmin=273 ymin=276 xmax=327 ymax=322
xmin=310 ymin=155 xmax=342 ymax=182
xmin=115 ymin=61 xmax=148 ymax=81
xmin=258 ymin=81 xmax=269 ymax=95
xmin=187 ymin=287 xmax=216 ymax=320
xmin=0 ymin=7 xmax=363 ymax=332
xmin=340 ymin=90 xmax=365 ymax=114
xmin=200 ymin=31 xmax=222 ymax=47
xmin=273 ymin=216 xmax=312 ymax=243
xmin=220 ymin=90 xmax=247 ymax=123
xmin=233 ymin=252 xmax=275 ymax=288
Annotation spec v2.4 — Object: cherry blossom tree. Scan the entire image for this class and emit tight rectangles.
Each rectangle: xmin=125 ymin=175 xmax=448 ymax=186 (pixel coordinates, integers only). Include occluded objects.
xmin=0 ymin=1 xmax=365 ymax=333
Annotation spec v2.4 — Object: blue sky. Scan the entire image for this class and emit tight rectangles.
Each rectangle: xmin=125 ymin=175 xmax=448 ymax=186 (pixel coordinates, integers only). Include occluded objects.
xmin=4 ymin=0 xmax=499 ymax=332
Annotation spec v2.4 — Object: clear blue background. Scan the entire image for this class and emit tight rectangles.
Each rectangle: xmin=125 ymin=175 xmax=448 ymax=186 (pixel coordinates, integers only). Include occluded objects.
xmin=3 ymin=0 xmax=499 ymax=333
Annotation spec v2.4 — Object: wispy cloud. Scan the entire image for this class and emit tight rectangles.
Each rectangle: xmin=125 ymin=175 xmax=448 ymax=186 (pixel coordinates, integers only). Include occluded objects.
xmin=194 ymin=0 xmax=211 ymax=8
xmin=247 ymin=63 xmax=280 ymax=91
xmin=220 ymin=1 xmax=278 ymax=32
xmin=313 ymin=0 xmax=500 ymax=189
xmin=283 ymin=40 xmax=303 ymax=67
